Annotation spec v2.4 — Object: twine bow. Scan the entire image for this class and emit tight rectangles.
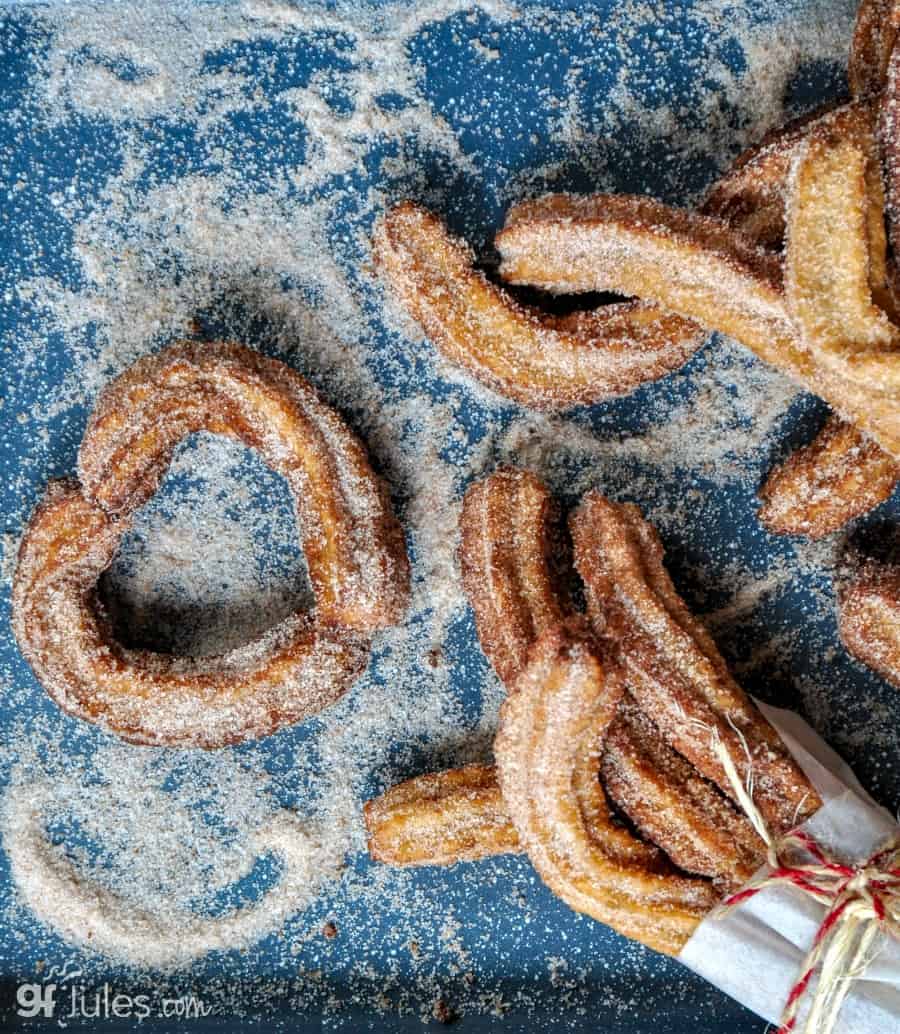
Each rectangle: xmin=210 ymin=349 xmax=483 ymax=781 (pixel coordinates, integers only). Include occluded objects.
xmin=711 ymin=732 xmax=900 ymax=1034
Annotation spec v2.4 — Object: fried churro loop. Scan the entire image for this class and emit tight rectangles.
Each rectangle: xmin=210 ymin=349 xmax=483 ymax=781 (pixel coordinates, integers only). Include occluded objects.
xmin=377 ymin=105 xmax=840 ymax=415
xmin=496 ymin=130 xmax=900 ymax=457
xmin=367 ymin=471 xmax=772 ymax=907
xmin=569 ymin=491 xmax=821 ymax=836
xmin=494 ymin=625 xmax=718 ymax=956
xmin=738 ymin=102 xmax=900 ymax=534
xmin=374 ymin=202 xmax=706 ymax=410
xmin=602 ymin=697 xmax=764 ymax=894
xmin=363 ymin=721 xmax=670 ymax=872
xmin=78 ymin=340 xmax=409 ymax=629
xmin=758 ymin=416 xmax=900 ymax=538
xmin=457 ymin=468 xmax=663 ymax=868
xmin=839 ymin=560 xmax=900 ymax=689
xmin=700 ymin=102 xmax=846 ymax=249
xmin=460 ymin=469 xmax=755 ymax=873
xmin=13 ymin=341 xmax=410 ymax=747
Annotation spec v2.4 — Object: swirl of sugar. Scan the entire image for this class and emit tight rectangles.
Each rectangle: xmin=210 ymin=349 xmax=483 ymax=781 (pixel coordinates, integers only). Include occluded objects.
xmin=3 ymin=781 xmax=337 ymax=969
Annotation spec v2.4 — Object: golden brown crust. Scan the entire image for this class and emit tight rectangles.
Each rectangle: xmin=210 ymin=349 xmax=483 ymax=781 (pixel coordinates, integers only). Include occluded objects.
xmin=722 ymin=103 xmax=900 ymax=536
xmin=703 ymin=101 xmax=900 ymax=537
xmin=79 ymin=340 xmax=409 ymax=630
xmin=13 ymin=342 xmax=411 ymax=747
xmin=759 ymin=416 xmax=900 ymax=537
xmin=366 ymin=473 xmax=790 ymax=901
xmin=700 ymin=102 xmax=847 ymax=249
xmin=361 ymin=702 xmax=756 ymax=884
xmin=572 ymin=666 xmax=669 ymax=871
xmin=784 ymin=105 xmax=900 ymax=395
xmin=602 ymin=698 xmax=764 ymax=894
xmin=367 ymin=477 xmax=818 ymax=952
xmin=437 ymin=469 xmax=718 ymax=875
xmin=363 ymin=741 xmax=665 ymax=871
xmin=374 ymin=201 xmax=706 ymax=410
xmin=458 ymin=468 xmax=660 ymax=869
xmin=364 ymin=764 xmax=520 ymax=866
xmin=11 ymin=482 xmax=372 ymax=747
xmin=850 ymin=0 xmax=900 ymax=98
xmin=499 ymin=191 xmax=785 ymax=299
xmin=494 ymin=625 xmax=717 ymax=956
xmin=496 ymin=190 xmax=802 ymax=376
xmin=879 ymin=31 xmax=900 ymax=258
xmin=458 ymin=467 xmax=568 ymax=686
xmin=839 ymin=560 xmax=900 ymax=688
xmin=570 ymin=491 xmax=821 ymax=836
xmin=496 ymin=177 xmax=900 ymax=459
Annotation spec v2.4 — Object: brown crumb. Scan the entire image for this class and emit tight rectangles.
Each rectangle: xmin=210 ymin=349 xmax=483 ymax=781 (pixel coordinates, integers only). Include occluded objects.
xmin=321 ymin=921 xmax=338 ymax=940
xmin=431 ymin=998 xmax=457 ymax=1025
xmin=426 ymin=647 xmax=443 ymax=668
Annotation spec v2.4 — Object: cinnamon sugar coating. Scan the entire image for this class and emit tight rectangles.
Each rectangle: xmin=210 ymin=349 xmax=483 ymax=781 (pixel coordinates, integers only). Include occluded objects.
xmin=379 ymin=92 xmax=900 ymax=537
xmin=602 ymin=698 xmax=764 ymax=894
xmin=458 ymin=467 xmax=567 ymax=686
xmin=784 ymin=106 xmax=900 ymax=396
xmin=700 ymin=102 xmax=849 ymax=249
xmin=570 ymin=491 xmax=821 ymax=836
xmin=494 ymin=626 xmax=717 ymax=957
xmin=13 ymin=341 xmax=410 ymax=747
xmin=759 ymin=416 xmax=899 ymax=538
xmin=374 ymin=202 xmax=705 ymax=410
xmin=839 ymin=560 xmax=900 ymax=689
xmin=79 ymin=340 xmax=409 ymax=629
xmin=496 ymin=144 xmax=900 ymax=459
xmin=364 ymin=763 xmax=520 ymax=866
xmin=850 ymin=0 xmax=900 ymax=98
xmin=367 ymin=472 xmax=801 ymax=937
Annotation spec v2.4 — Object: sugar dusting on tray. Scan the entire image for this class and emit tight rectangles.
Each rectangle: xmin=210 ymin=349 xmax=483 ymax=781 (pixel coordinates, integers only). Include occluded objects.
xmin=0 ymin=0 xmax=892 ymax=1026
xmin=4 ymin=775 xmax=343 ymax=969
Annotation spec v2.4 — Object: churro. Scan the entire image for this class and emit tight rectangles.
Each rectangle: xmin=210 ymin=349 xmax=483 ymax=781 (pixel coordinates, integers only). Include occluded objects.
xmin=364 ymin=764 xmax=520 ymax=866
xmin=496 ymin=137 xmax=900 ymax=457
xmin=368 ymin=473 xmax=771 ymax=901
xmin=494 ymin=625 xmax=718 ymax=956
xmin=13 ymin=341 xmax=410 ymax=747
xmin=700 ymin=102 xmax=845 ymax=249
xmin=375 ymin=201 xmax=705 ymax=410
xmin=759 ymin=416 xmax=899 ymax=538
xmin=570 ymin=491 xmax=821 ymax=835
xmin=458 ymin=467 xmax=568 ymax=685
xmin=850 ymin=0 xmax=900 ymax=97
xmin=602 ymin=697 xmax=765 ymax=893
xmin=839 ymin=560 xmax=900 ymax=689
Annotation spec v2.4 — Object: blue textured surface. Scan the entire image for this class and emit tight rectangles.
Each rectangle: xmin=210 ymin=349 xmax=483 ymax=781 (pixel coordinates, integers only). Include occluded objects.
xmin=0 ymin=1 xmax=898 ymax=1032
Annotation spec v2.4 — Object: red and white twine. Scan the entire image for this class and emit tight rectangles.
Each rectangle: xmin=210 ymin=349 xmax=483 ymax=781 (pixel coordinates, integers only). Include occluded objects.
xmin=711 ymin=731 xmax=900 ymax=1034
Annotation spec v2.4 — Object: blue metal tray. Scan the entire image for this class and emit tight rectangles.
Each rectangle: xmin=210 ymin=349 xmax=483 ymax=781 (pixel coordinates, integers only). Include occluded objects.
xmin=0 ymin=1 xmax=897 ymax=1031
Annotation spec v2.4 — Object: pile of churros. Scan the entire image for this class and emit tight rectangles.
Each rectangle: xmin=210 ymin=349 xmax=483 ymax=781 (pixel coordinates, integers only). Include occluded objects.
xmin=365 ymin=470 xmax=821 ymax=955
xmin=375 ymin=0 xmax=900 ymax=693
xmin=9 ymin=0 xmax=900 ymax=978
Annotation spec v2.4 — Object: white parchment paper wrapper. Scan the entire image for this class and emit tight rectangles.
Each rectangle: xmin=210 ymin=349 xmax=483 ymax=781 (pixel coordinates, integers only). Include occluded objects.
xmin=678 ymin=702 xmax=900 ymax=1033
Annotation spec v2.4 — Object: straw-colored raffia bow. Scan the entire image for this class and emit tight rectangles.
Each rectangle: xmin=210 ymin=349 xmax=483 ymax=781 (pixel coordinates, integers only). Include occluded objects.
xmin=711 ymin=729 xmax=900 ymax=1034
